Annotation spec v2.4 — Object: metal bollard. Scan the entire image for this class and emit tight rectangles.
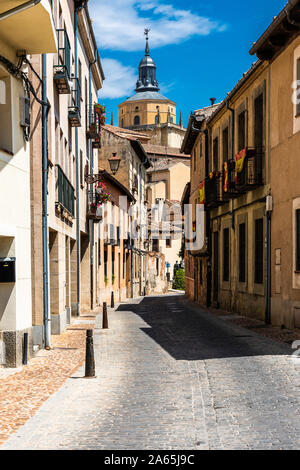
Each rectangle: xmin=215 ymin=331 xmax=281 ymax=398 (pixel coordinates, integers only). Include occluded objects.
xmin=85 ymin=329 xmax=95 ymax=378
xmin=111 ymin=291 xmax=115 ymax=308
xmin=23 ymin=332 xmax=28 ymax=366
xmin=103 ymin=302 xmax=109 ymax=329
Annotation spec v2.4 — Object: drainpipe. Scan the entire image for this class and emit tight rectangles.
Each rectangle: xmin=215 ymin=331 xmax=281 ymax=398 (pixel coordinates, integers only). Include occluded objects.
xmin=42 ymin=54 xmax=51 ymax=349
xmin=89 ymin=49 xmax=98 ymax=311
xmin=0 ymin=0 xmax=41 ymax=21
xmin=74 ymin=6 xmax=80 ymax=316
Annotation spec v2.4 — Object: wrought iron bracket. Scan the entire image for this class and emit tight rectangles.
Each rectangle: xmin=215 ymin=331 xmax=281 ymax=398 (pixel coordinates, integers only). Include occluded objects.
xmin=85 ymin=171 xmax=104 ymax=185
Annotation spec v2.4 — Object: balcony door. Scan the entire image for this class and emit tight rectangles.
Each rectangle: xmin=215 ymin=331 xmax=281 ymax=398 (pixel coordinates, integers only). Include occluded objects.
xmin=213 ymin=232 xmax=219 ymax=304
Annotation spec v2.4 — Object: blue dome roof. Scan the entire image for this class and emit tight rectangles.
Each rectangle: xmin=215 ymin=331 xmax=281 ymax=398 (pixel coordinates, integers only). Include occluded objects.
xmin=126 ymin=91 xmax=169 ymax=102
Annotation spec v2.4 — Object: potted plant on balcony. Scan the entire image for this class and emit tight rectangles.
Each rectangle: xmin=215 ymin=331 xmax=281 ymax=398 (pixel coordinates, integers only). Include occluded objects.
xmin=94 ymin=103 xmax=106 ymax=125
xmin=95 ymin=182 xmax=112 ymax=205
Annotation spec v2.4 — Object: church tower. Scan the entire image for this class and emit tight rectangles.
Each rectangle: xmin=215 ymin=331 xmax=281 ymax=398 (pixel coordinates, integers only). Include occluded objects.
xmin=118 ymin=29 xmax=177 ymax=130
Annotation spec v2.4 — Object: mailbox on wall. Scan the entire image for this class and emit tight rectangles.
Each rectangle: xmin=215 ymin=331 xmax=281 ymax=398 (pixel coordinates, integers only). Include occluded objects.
xmin=0 ymin=258 xmax=16 ymax=283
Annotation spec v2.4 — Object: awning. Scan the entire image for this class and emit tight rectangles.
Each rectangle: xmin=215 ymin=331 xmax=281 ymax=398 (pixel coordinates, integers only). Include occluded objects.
xmin=0 ymin=0 xmax=57 ymax=54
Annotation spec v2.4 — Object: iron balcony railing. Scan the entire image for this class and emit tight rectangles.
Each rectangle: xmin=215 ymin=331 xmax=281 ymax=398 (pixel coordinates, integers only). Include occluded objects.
xmin=205 ymin=172 xmax=223 ymax=208
xmin=87 ymin=191 xmax=103 ymax=223
xmin=223 ymin=159 xmax=240 ymax=199
xmin=86 ymin=104 xmax=103 ymax=146
xmin=68 ymin=77 xmax=81 ymax=127
xmin=235 ymin=148 xmax=264 ymax=190
xmin=53 ymin=29 xmax=71 ymax=94
xmin=56 ymin=165 xmax=75 ymax=217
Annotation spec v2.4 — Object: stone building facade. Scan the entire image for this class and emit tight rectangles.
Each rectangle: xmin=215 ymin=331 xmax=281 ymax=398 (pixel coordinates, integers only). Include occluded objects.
xmin=98 ymin=125 xmax=151 ymax=298
xmin=250 ymin=0 xmax=300 ymax=328
xmin=181 ymin=105 xmax=218 ymax=306
xmin=30 ymin=1 xmax=104 ymax=342
xmin=0 ymin=0 xmax=56 ymax=367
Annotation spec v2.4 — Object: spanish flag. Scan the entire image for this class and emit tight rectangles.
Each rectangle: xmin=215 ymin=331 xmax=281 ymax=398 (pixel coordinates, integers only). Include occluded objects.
xmin=224 ymin=162 xmax=229 ymax=193
xmin=235 ymin=148 xmax=247 ymax=183
xmin=199 ymin=180 xmax=205 ymax=205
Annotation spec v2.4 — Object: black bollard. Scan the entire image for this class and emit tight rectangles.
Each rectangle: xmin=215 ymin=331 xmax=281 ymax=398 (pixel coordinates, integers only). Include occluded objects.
xmin=85 ymin=329 xmax=95 ymax=378
xmin=103 ymin=302 xmax=108 ymax=329
xmin=23 ymin=332 xmax=28 ymax=366
xmin=111 ymin=291 xmax=115 ymax=308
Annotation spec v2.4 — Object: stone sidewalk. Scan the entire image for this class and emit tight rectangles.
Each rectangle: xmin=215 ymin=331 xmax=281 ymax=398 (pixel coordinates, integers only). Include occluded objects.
xmin=0 ymin=311 xmax=99 ymax=446
xmin=1 ymin=294 xmax=300 ymax=450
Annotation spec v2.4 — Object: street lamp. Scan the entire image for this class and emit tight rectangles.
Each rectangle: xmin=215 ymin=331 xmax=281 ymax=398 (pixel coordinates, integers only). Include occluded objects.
xmin=108 ymin=153 xmax=121 ymax=176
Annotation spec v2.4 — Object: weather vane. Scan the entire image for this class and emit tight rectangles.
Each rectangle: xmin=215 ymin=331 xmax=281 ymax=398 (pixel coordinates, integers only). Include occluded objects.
xmin=144 ymin=28 xmax=150 ymax=40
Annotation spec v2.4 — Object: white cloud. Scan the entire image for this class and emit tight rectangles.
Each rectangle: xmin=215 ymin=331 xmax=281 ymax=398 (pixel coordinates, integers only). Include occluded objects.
xmin=99 ymin=58 xmax=136 ymax=99
xmin=89 ymin=0 xmax=226 ymax=52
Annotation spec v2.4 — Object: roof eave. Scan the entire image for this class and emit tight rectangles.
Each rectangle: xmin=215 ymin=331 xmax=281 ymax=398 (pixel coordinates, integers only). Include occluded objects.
xmin=249 ymin=0 xmax=300 ymax=60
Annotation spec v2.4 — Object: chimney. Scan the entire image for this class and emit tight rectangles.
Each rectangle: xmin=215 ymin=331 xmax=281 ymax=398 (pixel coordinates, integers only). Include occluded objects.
xmin=210 ymin=97 xmax=216 ymax=106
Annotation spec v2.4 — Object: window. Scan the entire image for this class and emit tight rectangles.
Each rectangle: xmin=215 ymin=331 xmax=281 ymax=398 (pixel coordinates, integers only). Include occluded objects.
xmin=239 ymin=223 xmax=246 ymax=283
xmin=297 ymin=58 xmax=300 ymax=117
xmin=155 ymin=115 xmax=159 ymax=124
xmin=56 ymin=165 xmax=75 ymax=216
xmin=153 ymin=239 xmax=159 ymax=252
xmin=255 ymin=218 xmax=264 ymax=284
xmin=238 ymin=111 xmax=246 ymax=151
xmin=254 ymin=94 xmax=264 ymax=148
xmin=222 ymin=127 xmax=229 ymax=162
xmin=223 ymin=228 xmax=230 ymax=282
xmin=85 ymin=78 xmax=88 ymax=129
xmin=200 ymin=260 xmax=203 ymax=285
xmin=112 ymin=249 xmax=115 ymax=276
xmin=104 ymin=247 xmax=108 ymax=277
xmin=134 ymin=115 xmax=140 ymax=126
xmin=98 ymin=241 xmax=101 ymax=266
xmin=80 ymin=150 xmax=83 ymax=186
xmin=166 ymin=239 xmax=171 ymax=248
xmin=0 ymin=74 xmax=13 ymax=154
xmin=121 ymin=119 xmax=124 ymax=128
xmin=213 ymin=137 xmax=219 ymax=170
xmin=296 ymin=209 xmax=300 ymax=271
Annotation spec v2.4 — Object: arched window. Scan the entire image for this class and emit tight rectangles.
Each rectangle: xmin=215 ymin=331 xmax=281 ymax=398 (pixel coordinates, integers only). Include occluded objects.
xmin=134 ymin=115 xmax=140 ymax=126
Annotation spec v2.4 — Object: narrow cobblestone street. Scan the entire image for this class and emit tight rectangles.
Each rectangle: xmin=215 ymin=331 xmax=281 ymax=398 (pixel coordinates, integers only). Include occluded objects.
xmin=2 ymin=294 xmax=300 ymax=450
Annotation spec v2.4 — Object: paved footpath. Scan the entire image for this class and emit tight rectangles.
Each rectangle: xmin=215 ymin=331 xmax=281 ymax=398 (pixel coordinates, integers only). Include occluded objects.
xmin=2 ymin=294 xmax=300 ymax=450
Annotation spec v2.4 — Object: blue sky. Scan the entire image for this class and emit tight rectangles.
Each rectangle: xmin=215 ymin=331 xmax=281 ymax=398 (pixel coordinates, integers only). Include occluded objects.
xmin=89 ymin=0 xmax=287 ymax=127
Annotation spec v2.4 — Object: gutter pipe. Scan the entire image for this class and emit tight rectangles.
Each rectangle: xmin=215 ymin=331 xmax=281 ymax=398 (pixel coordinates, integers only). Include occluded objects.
xmin=42 ymin=54 xmax=51 ymax=348
xmin=89 ymin=48 xmax=97 ymax=311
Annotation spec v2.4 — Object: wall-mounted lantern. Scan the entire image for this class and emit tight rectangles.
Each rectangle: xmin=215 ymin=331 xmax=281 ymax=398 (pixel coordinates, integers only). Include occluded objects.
xmin=108 ymin=153 xmax=121 ymax=176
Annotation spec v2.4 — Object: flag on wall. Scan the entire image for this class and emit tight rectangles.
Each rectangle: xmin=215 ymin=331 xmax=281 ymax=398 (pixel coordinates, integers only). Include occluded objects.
xmin=224 ymin=162 xmax=229 ymax=193
xmin=235 ymin=148 xmax=247 ymax=183
xmin=199 ymin=180 xmax=205 ymax=205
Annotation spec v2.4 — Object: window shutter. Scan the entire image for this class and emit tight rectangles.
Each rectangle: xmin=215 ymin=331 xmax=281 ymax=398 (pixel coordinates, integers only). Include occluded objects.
xmin=255 ymin=218 xmax=264 ymax=284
